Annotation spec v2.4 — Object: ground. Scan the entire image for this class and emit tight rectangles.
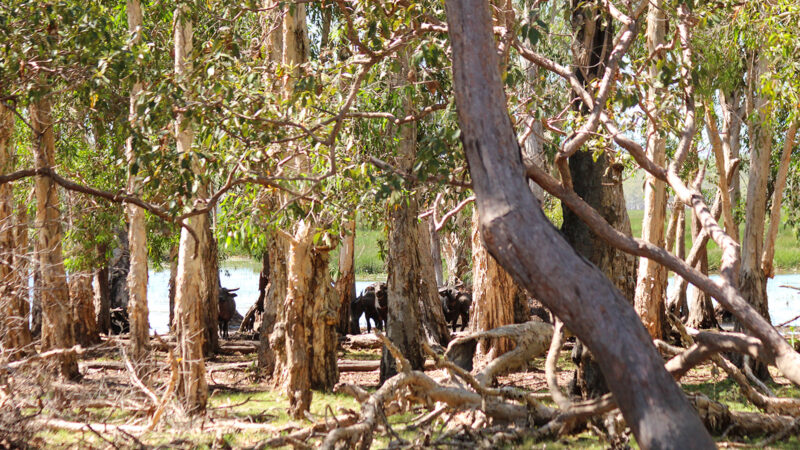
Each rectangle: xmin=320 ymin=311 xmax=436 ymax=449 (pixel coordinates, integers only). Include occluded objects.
xmin=4 ymin=331 xmax=798 ymax=449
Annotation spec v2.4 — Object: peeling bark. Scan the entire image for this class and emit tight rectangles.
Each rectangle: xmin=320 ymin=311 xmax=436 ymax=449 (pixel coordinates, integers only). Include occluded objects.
xmin=31 ymin=98 xmax=79 ymax=380
xmin=172 ymin=6 xmax=208 ymax=413
xmin=126 ymin=0 xmax=149 ymax=362
xmin=335 ymin=219 xmax=356 ymax=335
xmin=270 ymin=222 xmax=338 ymax=418
xmin=443 ymin=1 xmax=714 ymax=446
xmin=633 ymin=0 xmax=668 ymax=340
xmin=0 ymin=103 xmax=32 ymax=360
xmin=70 ymin=271 xmax=100 ymax=346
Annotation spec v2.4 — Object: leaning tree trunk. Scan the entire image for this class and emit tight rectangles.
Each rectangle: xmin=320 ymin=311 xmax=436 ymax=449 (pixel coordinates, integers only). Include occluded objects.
xmin=686 ymin=209 xmax=717 ymax=329
xmin=442 ymin=2 xmax=715 ymax=447
xmin=633 ymin=0 xmax=668 ymax=339
xmin=0 ymin=104 xmax=32 ymax=360
xmin=737 ymin=53 xmax=772 ymax=381
xmin=562 ymin=0 xmax=637 ymax=400
xmin=416 ymin=220 xmax=451 ymax=342
xmin=469 ymin=208 xmax=520 ymax=357
xmin=31 ymin=98 xmax=80 ymax=380
xmin=336 ymin=219 xmax=356 ymax=335
xmin=239 ymin=251 xmax=268 ymax=333
xmin=172 ymin=7 xmax=208 ymax=413
xmin=762 ymin=122 xmax=797 ymax=278
xmin=125 ymin=0 xmax=150 ymax=363
xmin=70 ymin=271 xmax=100 ymax=346
xmin=269 ymin=221 xmax=338 ymax=418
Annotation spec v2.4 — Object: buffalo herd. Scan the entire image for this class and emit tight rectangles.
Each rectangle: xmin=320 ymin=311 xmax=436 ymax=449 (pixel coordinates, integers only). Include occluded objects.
xmin=349 ymin=282 xmax=473 ymax=335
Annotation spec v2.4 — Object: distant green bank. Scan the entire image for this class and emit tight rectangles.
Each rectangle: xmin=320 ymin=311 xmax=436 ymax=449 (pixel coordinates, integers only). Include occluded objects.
xmin=628 ymin=209 xmax=800 ymax=273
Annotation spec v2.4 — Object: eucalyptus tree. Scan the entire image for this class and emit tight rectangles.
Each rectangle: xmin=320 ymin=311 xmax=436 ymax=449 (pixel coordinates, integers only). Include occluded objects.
xmin=0 ymin=105 xmax=32 ymax=360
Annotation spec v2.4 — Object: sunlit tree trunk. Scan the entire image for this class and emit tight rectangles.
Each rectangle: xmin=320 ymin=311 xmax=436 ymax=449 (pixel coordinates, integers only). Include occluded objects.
xmin=335 ymin=219 xmax=356 ymax=334
xmin=469 ymin=209 xmax=519 ymax=356
xmin=738 ymin=53 xmax=772 ymax=380
xmin=427 ymin=218 xmax=444 ymax=287
xmin=721 ymin=88 xmax=744 ymax=239
xmin=686 ymin=210 xmax=717 ymax=329
xmin=762 ymin=122 xmax=797 ymax=278
xmin=172 ymin=6 xmax=208 ymax=413
xmin=634 ymin=0 xmax=668 ymax=339
xmin=125 ymin=0 xmax=149 ymax=362
xmin=270 ymin=222 xmax=338 ymax=418
xmin=31 ymin=98 xmax=80 ymax=379
xmin=441 ymin=210 xmax=470 ymax=285
xmin=0 ymin=104 xmax=32 ymax=359
xmin=70 ymin=271 xmax=100 ymax=346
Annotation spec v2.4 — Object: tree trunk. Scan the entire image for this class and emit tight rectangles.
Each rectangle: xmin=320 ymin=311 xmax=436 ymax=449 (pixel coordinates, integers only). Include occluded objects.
xmin=109 ymin=227 xmax=130 ymax=311
xmin=70 ymin=271 xmax=100 ymax=346
xmin=443 ymin=2 xmax=715 ymax=447
xmin=172 ymin=7 xmax=208 ymax=413
xmin=203 ymin=220 xmax=219 ymax=355
xmin=721 ymin=88 xmax=744 ymax=239
xmin=93 ymin=263 xmax=110 ymax=334
xmin=441 ymin=210 xmax=470 ymax=285
xmin=686 ymin=210 xmax=717 ymax=329
xmin=0 ymin=103 xmax=33 ymax=360
xmin=380 ymin=51 xmax=449 ymax=384
xmin=336 ymin=219 xmax=356 ymax=335
xmin=737 ymin=54 xmax=772 ymax=381
xmin=269 ymin=221 xmax=338 ymax=418
xmin=168 ymin=244 xmax=177 ymax=330
xmin=126 ymin=0 xmax=149 ymax=362
xmin=469 ymin=208 xmax=519 ymax=357
xmin=239 ymin=251 xmax=268 ymax=333
xmin=427 ymin=217 xmax=444 ymax=287
xmin=31 ymin=258 xmax=42 ymax=338
xmin=31 ymin=98 xmax=80 ymax=380
xmin=633 ymin=0 xmax=668 ymax=340
xmin=259 ymin=233 xmax=287 ymax=373
xmin=762 ymin=122 xmax=797 ymax=278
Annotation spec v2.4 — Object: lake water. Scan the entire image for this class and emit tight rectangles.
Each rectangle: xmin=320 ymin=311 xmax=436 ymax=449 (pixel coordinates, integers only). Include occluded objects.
xmin=147 ymin=266 xmax=800 ymax=334
xmin=147 ymin=263 xmax=377 ymax=334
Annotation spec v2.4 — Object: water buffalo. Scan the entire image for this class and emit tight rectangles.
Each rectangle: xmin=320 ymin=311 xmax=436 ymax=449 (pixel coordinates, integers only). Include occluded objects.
xmin=351 ymin=282 xmax=387 ymax=333
xmin=218 ymin=287 xmax=239 ymax=339
xmin=439 ymin=286 xmax=471 ymax=332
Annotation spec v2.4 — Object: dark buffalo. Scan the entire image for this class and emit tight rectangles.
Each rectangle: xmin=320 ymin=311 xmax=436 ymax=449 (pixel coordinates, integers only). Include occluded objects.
xmin=439 ymin=286 xmax=471 ymax=332
xmin=218 ymin=287 xmax=239 ymax=339
xmin=351 ymin=282 xmax=387 ymax=333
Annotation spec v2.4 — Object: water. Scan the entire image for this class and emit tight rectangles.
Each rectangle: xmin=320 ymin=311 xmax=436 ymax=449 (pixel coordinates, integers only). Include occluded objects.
xmin=666 ymin=273 xmax=800 ymax=326
xmin=147 ymin=263 xmax=378 ymax=334
xmin=148 ymin=265 xmax=800 ymax=334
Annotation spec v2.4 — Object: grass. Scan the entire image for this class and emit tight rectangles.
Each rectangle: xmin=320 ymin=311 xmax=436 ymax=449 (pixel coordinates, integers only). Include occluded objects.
xmin=628 ymin=210 xmax=800 ymax=273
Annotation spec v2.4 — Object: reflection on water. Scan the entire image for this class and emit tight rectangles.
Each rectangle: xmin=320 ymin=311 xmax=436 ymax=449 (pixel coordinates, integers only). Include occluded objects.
xmin=147 ymin=263 xmax=800 ymax=334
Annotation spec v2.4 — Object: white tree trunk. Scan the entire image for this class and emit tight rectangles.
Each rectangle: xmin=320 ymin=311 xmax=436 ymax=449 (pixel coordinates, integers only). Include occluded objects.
xmin=633 ymin=0 xmax=668 ymax=339
xmin=172 ymin=7 xmax=208 ymax=413
xmin=336 ymin=219 xmax=356 ymax=334
xmin=126 ymin=0 xmax=149 ymax=362
xmin=762 ymin=122 xmax=797 ymax=278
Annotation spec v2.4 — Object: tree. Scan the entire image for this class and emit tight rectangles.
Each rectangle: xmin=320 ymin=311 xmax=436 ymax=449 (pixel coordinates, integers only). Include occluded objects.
xmin=633 ymin=0 xmax=668 ymax=339
xmin=442 ymin=1 xmax=715 ymax=446
xmin=335 ymin=219 xmax=357 ymax=334
xmin=172 ymin=5 xmax=208 ymax=413
xmin=31 ymin=96 xmax=80 ymax=380
xmin=0 ymin=104 xmax=33 ymax=360
xmin=125 ymin=0 xmax=149 ymax=363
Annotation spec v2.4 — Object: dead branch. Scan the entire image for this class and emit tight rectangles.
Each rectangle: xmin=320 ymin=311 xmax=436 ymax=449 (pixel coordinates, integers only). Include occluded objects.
xmin=147 ymin=349 xmax=179 ymax=431
xmin=545 ymin=319 xmax=571 ymax=409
